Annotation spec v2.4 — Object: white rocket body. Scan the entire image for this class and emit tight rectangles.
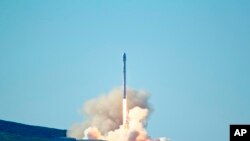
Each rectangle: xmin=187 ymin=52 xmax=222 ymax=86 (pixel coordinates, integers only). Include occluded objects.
xmin=122 ymin=99 xmax=127 ymax=126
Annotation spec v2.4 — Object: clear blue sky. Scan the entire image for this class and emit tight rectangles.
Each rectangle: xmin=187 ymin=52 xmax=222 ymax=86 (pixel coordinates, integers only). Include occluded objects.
xmin=0 ymin=0 xmax=250 ymax=141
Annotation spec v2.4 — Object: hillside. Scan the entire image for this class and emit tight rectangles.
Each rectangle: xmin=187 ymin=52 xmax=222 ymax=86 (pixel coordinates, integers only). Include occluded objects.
xmin=0 ymin=119 xmax=75 ymax=141
xmin=0 ymin=119 xmax=66 ymax=139
xmin=0 ymin=120 xmax=105 ymax=141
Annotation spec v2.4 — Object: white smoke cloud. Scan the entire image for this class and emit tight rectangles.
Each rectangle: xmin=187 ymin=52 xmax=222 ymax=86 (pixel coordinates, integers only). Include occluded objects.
xmin=67 ymin=87 xmax=169 ymax=141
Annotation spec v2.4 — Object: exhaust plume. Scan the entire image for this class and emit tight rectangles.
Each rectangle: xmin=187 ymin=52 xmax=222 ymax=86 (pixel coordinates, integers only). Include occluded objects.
xmin=67 ymin=87 xmax=169 ymax=141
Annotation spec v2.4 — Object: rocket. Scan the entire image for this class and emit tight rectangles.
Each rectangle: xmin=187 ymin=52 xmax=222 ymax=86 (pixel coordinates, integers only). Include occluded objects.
xmin=123 ymin=53 xmax=126 ymax=99
xmin=122 ymin=53 xmax=128 ymax=128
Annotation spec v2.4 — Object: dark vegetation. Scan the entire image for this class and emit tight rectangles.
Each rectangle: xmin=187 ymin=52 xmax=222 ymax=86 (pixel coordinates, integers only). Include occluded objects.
xmin=0 ymin=120 xmax=104 ymax=141
xmin=0 ymin=119 xmax=71 ymax=141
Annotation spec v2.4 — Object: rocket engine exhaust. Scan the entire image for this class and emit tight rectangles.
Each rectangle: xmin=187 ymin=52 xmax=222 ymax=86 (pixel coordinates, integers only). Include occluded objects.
xmin=123 ymin=53 xmax=128 ymax=129
xmin=66 ymin=53 xmax=170 ymax=141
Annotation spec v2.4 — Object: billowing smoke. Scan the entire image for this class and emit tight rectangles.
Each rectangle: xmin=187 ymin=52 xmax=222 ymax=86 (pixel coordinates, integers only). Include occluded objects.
xmin=67 ymin=87 xmax=169 ymax=141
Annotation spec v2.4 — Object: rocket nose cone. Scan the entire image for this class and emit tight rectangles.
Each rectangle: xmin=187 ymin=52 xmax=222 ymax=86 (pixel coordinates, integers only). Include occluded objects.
xmin=123 ymin=53 xmax=126 ymax=61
